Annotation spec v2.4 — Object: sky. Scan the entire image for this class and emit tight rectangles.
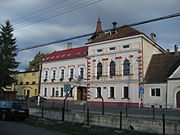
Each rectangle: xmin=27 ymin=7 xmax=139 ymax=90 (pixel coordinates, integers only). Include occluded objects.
xmin=0 ymin=0 xmax=180 ymax=71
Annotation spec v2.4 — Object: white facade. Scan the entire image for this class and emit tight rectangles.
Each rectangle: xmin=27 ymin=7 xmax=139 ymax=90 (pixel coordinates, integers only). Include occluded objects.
xmin=40 ymin=57 xmax=88 ymax=101
xmin=86 ymin=35 xmax=164 ymax=106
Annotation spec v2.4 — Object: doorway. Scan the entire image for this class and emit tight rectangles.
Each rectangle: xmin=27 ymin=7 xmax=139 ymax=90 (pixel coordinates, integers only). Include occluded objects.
xmin=77 ymin=87 xmax=87 ymax=101
xmin=176 ymin=91 xmax=180 ymax=108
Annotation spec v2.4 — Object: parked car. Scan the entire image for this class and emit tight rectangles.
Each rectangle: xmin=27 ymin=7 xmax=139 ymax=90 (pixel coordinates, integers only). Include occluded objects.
xmin=29 ymin=96 xmax=47 ymax=103
xmin=0 ymin=101 xmax=29 ymax=121
xmin=16 ymin=95 xmax=25 ymax=101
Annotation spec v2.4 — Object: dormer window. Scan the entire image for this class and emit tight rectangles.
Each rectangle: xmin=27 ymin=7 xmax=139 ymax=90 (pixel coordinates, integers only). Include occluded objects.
xmin=123 ymin=45 xmax=129 ymax=49
xmin=97 ymin=49 xmax=102 ymax=52
xmin=109 ymin=47 xmax=115 ymax=51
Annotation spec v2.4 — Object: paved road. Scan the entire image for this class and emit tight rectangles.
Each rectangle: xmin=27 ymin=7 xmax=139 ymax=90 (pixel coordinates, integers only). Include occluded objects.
xmin=0 ymin=120 xmax=69 ymax=135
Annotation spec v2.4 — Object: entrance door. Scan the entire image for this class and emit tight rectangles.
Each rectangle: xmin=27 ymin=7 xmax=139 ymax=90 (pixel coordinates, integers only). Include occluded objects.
xmin=176 ymin=91 xmax=180 ymax=108
xmin=77 ymin=87 xmax=87 ymax=101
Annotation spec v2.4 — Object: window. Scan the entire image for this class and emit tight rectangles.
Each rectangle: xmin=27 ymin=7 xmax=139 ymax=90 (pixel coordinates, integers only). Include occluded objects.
xmin=97 ymin=62 xmax=103 ymax=79
xmin=97 ymin=49 xmax=102 ymax=52
xmin=123 ymin=59 xmax=130 ymax=76
xmin=45 ymin=71 xmax=48 ymax=79
xmin=32 ymin=81 xmax=36 ymax=84
xmin=32 ymin=72 xmax=36 ymax=76
xmin=70 ymin=68 xmax=74 ymax=78
xmin=60 ymin=88 xmax=63 ymax=97
xmin=109 ymin=47 xmax=115 ymax=50
xmin=80 ymin=67 xmax=84 ymax=78
xmin=56 ymin=90 xmax=59 ymax=97
xmin=97 ymin=87 xmax=101 ymax=98
xmin=26 ymin=82 xmax=29 ymax=85
xmin=150 ymin=88 xmax=160 ymax=97
xmin=44 ymin=88 xmax=47 ymax=96
xmin=110 ymin=87 xmax=114 ymax=98
xmin=110 ymin=61 xmax=116 ymax=76
xmin=68 ymin=88 xmax=73 ymax=97
xmin=123 ymin=45 xmax=129 ymax=49
xmin=123 ymin=87 xmax=129 ymax=98
xmin=60 ymin=69 xmax=65 ymax=79
xmin=52 ymin=87 xmax=55 ymax=97
xmin=52 ymin=70 xmax=56 ymax=79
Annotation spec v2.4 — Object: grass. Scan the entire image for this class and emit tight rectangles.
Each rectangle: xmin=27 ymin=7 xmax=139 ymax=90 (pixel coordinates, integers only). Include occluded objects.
xmin=22 ymin=116 xmax=159 ymax=135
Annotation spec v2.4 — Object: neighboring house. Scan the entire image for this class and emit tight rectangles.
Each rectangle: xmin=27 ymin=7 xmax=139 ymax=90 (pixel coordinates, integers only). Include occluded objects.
xmin=40 ymin=17 xmax=165 ymax=107
xmin=40 ymin=45 xmax=88 ymax=101
xmin=85 ymin=17 xmax=165 ymax=107
xmin=14 ymin=70 xmax=40 ymax=98
xmin=143 ymin=46 xmax=180 ymax=108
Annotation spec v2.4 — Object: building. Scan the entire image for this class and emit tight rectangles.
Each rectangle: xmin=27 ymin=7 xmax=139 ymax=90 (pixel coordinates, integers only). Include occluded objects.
xmin=40 ymin=45 xmax=88 ymax=102
xmin=14 ymin=70 xmax=40 ymax=98
xmin=143 ymin=45 xmax=180 ymax=108
xmin=40 ymin=17 xmax=165 ymax=107
xmin=85 ymin=17 xmax=165 ymax=107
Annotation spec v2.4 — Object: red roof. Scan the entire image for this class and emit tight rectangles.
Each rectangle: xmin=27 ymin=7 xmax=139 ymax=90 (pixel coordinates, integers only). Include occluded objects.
xmin=42 ymin=46 xmax=88 ymax=63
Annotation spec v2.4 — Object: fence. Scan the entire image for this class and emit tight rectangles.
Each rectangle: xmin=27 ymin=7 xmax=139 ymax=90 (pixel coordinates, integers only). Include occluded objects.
xmin=29 ymin=104 xmax=180 ymax=135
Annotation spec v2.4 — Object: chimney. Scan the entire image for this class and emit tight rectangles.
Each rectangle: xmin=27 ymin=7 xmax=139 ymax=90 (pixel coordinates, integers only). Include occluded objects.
xmin=174 ymin=44 xmax=178 ymax=56
xmin=166 ymin=49 xmax=170 ymax=53
xmin=67 ymin=43 xmax=72 ymax=49
xmin=150 ymin=33 xmax=157 ymax=43
xmin=112 ymin=21 xmax=117 ymax=29
xmin=111 ymin=21 xmax=118 ymax=35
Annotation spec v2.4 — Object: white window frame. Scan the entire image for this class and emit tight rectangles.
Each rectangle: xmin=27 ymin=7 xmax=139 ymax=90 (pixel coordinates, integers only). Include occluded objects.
xmin=51 ymin=87 xmax=55 ymax=97
xmin=44 ymin=70 xmax=48 ymax=80
xmin=43 ymin=87 xmax=47 ymax=97
xmin=150 ymin=88 xmax=161 ymax=98
xmin=69 ymin=67 xmax=74 ymax=78
xmin=122 ymin=86 xmax=129 ymax=98
xmin=51 ymin=69 xmax=57 ymax=79
xmin=60 ymin=68 xmax=65 ymax=79
xmin=79 ymin=66 xmax=85 ymax=78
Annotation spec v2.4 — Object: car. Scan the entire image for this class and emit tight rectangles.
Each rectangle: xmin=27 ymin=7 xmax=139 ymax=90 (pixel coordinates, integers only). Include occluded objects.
xmin=0 ymin=101 xmax=29 ymax=121
xmin=29 ymin=96 xmax=47 ymax=103
xmin=16 ymin=95 xmax=25 ymax=101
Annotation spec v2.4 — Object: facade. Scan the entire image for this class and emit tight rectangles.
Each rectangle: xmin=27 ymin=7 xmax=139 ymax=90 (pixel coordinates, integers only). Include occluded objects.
xmin=40 ymin=46 xmax=88 ymax=102
xmin=14 ymin=70 xmax=39 ymax=98
xmin=85 ymin=18 xmax=165 ymax=107
xmin=40 ymin=18 xmax=165 ymax=107
xmin=143 ymin=47 xmax=180 ymax=108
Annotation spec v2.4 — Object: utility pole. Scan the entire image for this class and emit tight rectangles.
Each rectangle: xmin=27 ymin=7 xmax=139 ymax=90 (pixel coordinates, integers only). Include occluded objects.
xmin=37 ymin=52 xmax=42 ymax=106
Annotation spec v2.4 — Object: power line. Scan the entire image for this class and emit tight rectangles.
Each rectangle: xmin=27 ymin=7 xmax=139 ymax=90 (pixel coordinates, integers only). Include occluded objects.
xmin=17 ymin=12 xmax=180 ymax=52
xmin=12 ymin=0 xmax=67 ymax=24
xmin=14 ymin=0 xmax=103 ymax=30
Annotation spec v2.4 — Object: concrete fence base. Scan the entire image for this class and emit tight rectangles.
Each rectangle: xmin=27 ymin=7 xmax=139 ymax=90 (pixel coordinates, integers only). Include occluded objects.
xmin=30 ymin=108 xmax=180 ymax=135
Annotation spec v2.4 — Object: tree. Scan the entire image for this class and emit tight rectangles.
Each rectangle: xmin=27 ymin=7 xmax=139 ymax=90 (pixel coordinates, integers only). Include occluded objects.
xmin=25 ymin=53 xmax=48 ymax=71
xmin=0 ymin=20 xmax=19 ymax=99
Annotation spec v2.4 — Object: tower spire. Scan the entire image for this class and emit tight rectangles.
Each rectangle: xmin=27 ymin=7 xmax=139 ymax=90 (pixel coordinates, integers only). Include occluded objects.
xmin=88 ymin=16 xmax=105 ymax=41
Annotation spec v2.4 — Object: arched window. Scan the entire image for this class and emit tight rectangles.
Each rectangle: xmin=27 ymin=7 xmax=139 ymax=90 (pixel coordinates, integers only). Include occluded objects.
xmin=110 ymin=61 xmax=116 ymax=77
xmin=97 ymin=62 xmax=103 ymax=79
xmin=123 ymin=59 xmax=130 ymax=76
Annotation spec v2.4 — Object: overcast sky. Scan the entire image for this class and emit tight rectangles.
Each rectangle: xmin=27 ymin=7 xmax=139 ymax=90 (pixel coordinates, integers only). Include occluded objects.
xmin=0 ymin=0 xmax=180 ymax=71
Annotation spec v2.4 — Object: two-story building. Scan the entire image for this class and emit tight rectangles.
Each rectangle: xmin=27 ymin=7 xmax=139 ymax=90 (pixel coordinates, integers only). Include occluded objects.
xmin=85 ymin=17 xmax=165 ymax=107
xmin=40 ymin=45 xmax=88 ymax=102
xmin=14 ymin=70 xmax=40 ymax=98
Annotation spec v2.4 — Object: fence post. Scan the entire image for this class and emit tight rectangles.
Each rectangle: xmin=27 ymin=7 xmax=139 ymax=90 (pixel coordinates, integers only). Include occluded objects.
xmin=41 ymin=105 xmax=44 ymax=118
xmin=125 ymin=105 xmax=128 ymax=117
xmin=163 ymin=113 xmax=165 ymax=135
xmin=152 ymin=105 xmax=155 ymax=119
xmin=62 ymin=107 xmax=65 ymax=121
xmin=120 ymin=111 xmax=122 ymax=130
xmin=87 ymin=109 xmax=89 ymax=126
